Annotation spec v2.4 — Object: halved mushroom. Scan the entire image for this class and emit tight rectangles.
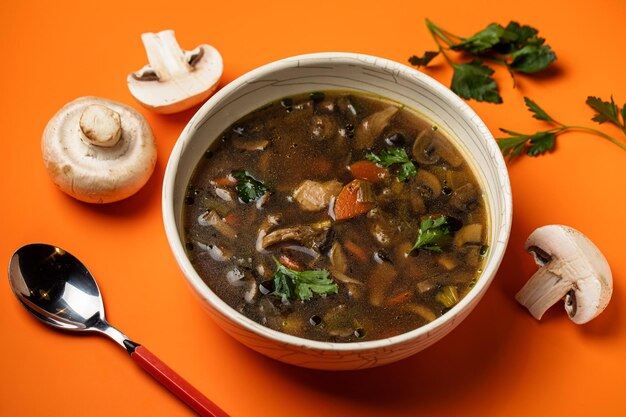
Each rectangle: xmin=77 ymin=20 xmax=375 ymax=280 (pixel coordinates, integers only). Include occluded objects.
xmin=437 ymin=254 xmax=459 ymax=271
xmin=324 ymin=304 xmax=357 ymax=338
xmin=414 ymin=169 xmax=442 ymax=200
xmin=225 ymin=268 xmax=246 ymax=287
xmin=256 ymin=214 xmax=282 ymax=252
xmin=292 ymin=180 xmax=342 ymax=211
xmin=416 ymin=277 xmax=437 ymax=294
xmin=328 ymin=241 xmax=348 ymax=274
xmin=515 ymin=225 xmax=613 ymax=324
xmin=453 ymin=224 xmax=483 ymax=248
xmin=412 ymin=129 xmax=463 ymax=167
xmin=41 ymin=97 xmax=157 ymax=203
xmin=449 ymin=183 xmax=479 ymax=213
xmin=260 ymin=225 xmax=330 ymax=250
xmin=244 ymin=278 xmax=258 ymax=303
xmin=195 ymin=242 xmax=232 ymax=262
xmin=127 ymin=30 xmax=223 ymax=114
xmin=311 ymin=115 xmax=338 ymax=140
xmin=354 ymin=106 xmax=399 ymax=149
xmin=336 ymin=95 xmax=358 ymax=119
xmin=368 ymin=262 xmax=397 ymax=306
xmin=410 ymin=194 xmax=426 ymax=214
xmin=198 ymin=210 xmax=237 ymax=239
xmin=330 ymin=268 xmax=364 ymax=286
xmin=405 ymin=304 xmax=437 ymax=322
xmin=368 ymin=209 xmax=396 ymax=247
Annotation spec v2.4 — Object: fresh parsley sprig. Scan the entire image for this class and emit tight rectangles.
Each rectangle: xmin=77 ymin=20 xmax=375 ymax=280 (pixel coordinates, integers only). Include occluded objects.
xmin=232 ymin=170 xmax=269 ymax=203
xmin=272 ymin=258 xmax=338 ymax=303
xmin=586 ymin=96 xmax=626 ymax=136
xmin=409 ymin=20 xmax=557 ymax=103
xmin=498 ymin=96 xmax=626 ymax=159
xmin=366 ymin=147 xmax=417 ymax=181
xmin=410 ymin=216 xmax=454 ymax=253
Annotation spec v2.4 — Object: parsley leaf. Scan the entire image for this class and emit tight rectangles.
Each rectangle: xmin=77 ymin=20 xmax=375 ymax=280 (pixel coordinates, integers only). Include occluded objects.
xmin=272 ymin=258 xmax=338 ymax=303
xmin=586 ymin=96 xmax=624 ymax=130
xmin=498 ymin=95 xmax=626 ymax=160
xmin=524 ymin=97 xmax=556 ymax=122
xmin=498 ymin=22 xmax=539 ymax=51
xmin=366 ymin=147 xmax=417 ymax=181
xmin=408 ymin=51 xmax=439 ymax=67
xmin=451 ymin=23 xmax=504 ymax=54
xmin=526 ymin=132 xmax=556 ymax=156
xmin=451 ymin=60 xmax=502 ymax=103
xmin=497 ymin=133 xmax=529 ymax=159
xmin=410 ymin=216 xmax=454 ymax=253
xmin=508 ymin=44 xmax=556 ymax=73
xmin=397 ymin=160 xmax=417 ymax=182
xmin=409 ymin=20 xmax=556 ymax=103
xmin=232 ymin=171 xmax=268 ymax=203
xmin=497 ymin=128 xmax=556 ymax=159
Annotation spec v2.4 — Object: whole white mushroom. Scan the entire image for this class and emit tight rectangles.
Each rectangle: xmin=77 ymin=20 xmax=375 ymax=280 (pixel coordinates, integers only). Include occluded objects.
xmin=42 ymin=97 xmax=157 ymax=203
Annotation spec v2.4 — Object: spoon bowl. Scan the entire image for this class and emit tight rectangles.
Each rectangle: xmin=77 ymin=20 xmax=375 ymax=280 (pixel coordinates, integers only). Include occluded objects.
xmin=9 ymin=244 xmax=106 ymax=330
xmin=8 ymin=243 xmax=227 ymax=417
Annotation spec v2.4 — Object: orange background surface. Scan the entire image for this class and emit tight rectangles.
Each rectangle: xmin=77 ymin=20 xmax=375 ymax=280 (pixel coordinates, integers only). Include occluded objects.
xmin=1 ymin=1 xmax=625 ymax=416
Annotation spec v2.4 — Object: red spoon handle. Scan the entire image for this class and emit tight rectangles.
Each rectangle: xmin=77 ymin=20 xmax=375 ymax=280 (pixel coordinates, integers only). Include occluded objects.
xmin=130 ymin=345 xmax=229 ymax=417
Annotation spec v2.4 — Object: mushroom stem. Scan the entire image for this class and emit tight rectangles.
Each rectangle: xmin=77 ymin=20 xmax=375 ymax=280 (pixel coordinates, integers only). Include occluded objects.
xmin=79 ymin=104 xmax=122 ymax=148
xmin=128 ymin=30 xmax=223 ymax=114
xmin=515 ymin=260 xmax=573 ymax=320
xmin=141 ymin=30 xmax=192 ymax=81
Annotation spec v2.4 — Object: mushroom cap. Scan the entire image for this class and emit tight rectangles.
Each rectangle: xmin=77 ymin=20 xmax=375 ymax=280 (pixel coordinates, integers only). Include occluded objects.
xmin=127 ymin=44 xmax=223 ymax=114
xmin=519 ymin=225 xmax=613 ymax=324
xmin=42 ymin=96 xmax=157 ymax=204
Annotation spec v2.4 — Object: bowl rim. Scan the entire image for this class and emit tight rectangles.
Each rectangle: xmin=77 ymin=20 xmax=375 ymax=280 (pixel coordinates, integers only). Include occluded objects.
xmin=163 ymin=52 xmax=512 ymax=352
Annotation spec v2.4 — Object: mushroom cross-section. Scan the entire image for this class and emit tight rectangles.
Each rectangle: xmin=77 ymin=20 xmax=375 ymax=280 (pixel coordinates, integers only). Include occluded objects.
xmin=515 ymin=225 xmax=613 ymax=324
xmin=42 ymin=96 xmax=157 ymax=204
xmin=127 ymin=30 xmax=223 ymax=114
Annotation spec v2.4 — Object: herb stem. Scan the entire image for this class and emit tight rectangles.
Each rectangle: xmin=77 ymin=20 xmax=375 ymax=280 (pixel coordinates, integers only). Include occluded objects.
xmin=425 ymin=19 xmax=462 ymax=46
xmin=564 ymin=125 xmax=626 ymax=151
xmin=425 ymin=21 xmax=455 ymax=66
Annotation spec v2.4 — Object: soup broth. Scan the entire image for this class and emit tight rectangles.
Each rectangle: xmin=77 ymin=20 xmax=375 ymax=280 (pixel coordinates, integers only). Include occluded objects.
xmin=183 ymin=91 xmax=488 ymax=342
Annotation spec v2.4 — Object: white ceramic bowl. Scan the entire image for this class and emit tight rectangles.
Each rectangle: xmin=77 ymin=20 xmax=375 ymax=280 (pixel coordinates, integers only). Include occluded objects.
xmin=163 ymin=53 xmax=512 ymax=370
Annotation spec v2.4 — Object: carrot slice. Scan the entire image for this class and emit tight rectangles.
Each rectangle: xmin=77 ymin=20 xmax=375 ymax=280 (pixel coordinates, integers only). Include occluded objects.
xmin=212 ymin=174 xmax=237 ymax=187
xmin=343 ymin=240 xmax=368 ymax=263
xmin=279 ymin=254 xmax=303 ymax=271
xmin=333 ymin=179 xmax=376 ymax=221
xmin=349 ymin=160 xmax=387 ymax=183
xmin=385 ymin=289 xmax=413 ymax=306
xmin=223 ymin=212 xmax=239 ymax=226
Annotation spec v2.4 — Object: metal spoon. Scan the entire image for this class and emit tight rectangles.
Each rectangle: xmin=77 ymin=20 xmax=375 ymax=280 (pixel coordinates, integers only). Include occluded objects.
xmin=8 ymin=243 xmax=228 ymax=417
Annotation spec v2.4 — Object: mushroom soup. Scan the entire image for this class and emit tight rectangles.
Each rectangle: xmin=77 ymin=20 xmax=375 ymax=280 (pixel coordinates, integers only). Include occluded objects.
xmin=182 ymin=91 xmax=489 ymax=342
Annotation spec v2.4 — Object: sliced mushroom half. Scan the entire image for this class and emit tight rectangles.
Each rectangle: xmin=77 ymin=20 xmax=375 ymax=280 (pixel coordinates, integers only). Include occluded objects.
xmin=515 ymin=225 xmax=613 ymax=324
xmin=414 ymin=169 xmax=442 ymax=200
xmin=354 ymin=106 xmax=399 ymax=149
xmin=453 ymin=224 xmax=483 ymax=248
xmin=412 ymin=129 xmax=463 ymax=167
xmin=127 ymin=30 xmax=223 ymax=114
xmin=449 ymin=183 xmax=479 ymax=213
xmin=260 ymin=225 xmax=330 ymax=251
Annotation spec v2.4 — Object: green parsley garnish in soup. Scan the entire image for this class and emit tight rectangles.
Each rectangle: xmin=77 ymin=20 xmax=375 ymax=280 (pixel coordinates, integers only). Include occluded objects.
xmin=183 ymin=91 xmax=488 ymax=342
